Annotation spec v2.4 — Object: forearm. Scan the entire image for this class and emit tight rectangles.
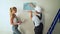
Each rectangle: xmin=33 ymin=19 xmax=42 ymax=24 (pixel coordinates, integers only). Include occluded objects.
xmin=18 ymin=21 xmax=22 ymax=24
xmin=29 ymin=11 xmax=32 ymax=19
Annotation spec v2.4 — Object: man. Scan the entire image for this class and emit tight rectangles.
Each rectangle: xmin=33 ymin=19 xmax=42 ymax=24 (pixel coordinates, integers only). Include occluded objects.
xmin=28 ymin=3 xmax=43 ymax=34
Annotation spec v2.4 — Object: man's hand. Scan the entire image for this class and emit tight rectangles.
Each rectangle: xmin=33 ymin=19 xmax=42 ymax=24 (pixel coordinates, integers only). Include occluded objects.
xmin=28 ymin=10 xmax=32 ymax=13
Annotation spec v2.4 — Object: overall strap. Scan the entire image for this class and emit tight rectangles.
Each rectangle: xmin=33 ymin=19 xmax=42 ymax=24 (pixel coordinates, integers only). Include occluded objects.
xmin=36 ymin=13 xmax=42 ymax=20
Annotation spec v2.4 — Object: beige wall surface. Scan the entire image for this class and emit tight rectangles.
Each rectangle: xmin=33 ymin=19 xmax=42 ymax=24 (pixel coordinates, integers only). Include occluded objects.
xmin=0 ymin=0 xmax=60 ymax=34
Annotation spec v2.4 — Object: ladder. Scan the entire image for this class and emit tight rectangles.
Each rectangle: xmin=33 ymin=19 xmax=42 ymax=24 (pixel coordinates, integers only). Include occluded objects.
xmin=47 ymin=9 xmax=60 ymax=34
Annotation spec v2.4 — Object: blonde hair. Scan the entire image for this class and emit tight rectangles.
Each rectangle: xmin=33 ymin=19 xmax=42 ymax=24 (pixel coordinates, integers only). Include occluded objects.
xmin=10 ymin=7 xmax=17 ymax=17
xmin=10 ymin=7 xmax=12 ymax=17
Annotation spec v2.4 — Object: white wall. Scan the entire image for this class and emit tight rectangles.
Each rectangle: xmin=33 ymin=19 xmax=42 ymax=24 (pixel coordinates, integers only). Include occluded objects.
xmin=0 ymin=0 xmax=60 ymax=34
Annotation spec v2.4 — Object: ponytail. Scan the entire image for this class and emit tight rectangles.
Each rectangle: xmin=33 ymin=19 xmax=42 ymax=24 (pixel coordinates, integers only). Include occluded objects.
xmin=10 ymin=8 xmax=12 ymax=17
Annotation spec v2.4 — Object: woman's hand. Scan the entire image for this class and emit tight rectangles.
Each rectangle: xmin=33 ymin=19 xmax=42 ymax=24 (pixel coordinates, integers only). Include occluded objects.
xmin=17 ymin=23 xmax=21 ymax=25
xmin=17 ymin=21 xmax=22 ymax=25
xmin=13 ymin=22 xmax=21 ymax=25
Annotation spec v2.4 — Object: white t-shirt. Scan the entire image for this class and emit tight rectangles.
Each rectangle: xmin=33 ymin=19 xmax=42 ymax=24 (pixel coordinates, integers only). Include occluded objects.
xmin=13 ymin=13 xmax=19 ymax=24
xmin=32 ymin=15 xmax=42 ymax=27
xmin=13 ymin=17 xmax=18 ymax=24
xmin=32 ymin=6 xmax=42 ymax=27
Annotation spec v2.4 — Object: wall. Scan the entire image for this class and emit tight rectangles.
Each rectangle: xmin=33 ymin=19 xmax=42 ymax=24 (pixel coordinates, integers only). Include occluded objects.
xmin=52 ymin=22 xmax=60 ymax=34
xmin=0 ymin=0 xmax=60 ymax=34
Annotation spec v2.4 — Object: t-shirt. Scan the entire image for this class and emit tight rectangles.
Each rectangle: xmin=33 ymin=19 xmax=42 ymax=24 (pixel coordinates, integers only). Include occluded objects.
xmin=32 ymin=6 xmax=42 ymax=27
xmin=32 ymin=15 xmax=42 ymax=27
xmin=13 ymin=13 xmax=19 ymax=24
xmin=13 ymin=17 xmax=18 ymax=24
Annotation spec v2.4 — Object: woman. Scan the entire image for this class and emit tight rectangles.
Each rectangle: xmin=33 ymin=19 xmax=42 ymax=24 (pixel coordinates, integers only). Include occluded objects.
xmin=10 ymin=7 xmax=22 ymax=34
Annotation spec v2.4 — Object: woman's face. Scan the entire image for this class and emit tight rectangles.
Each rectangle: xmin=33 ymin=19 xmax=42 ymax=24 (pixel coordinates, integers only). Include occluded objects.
xmin=12 ymin=9 xmax=17 ymax=14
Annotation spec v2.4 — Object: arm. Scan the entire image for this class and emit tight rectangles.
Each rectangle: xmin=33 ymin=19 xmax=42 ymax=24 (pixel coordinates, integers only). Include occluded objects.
xmin=17 ymin=20 xmax=22 ymax=24
xmin=10 ymin=16 xmax=13 ymax=25
xmin=28 ymin=11 xmax=32 ymax=20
